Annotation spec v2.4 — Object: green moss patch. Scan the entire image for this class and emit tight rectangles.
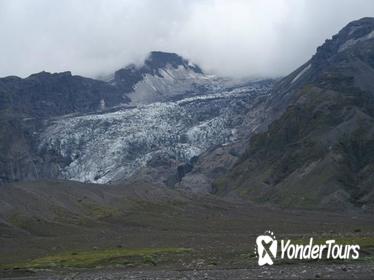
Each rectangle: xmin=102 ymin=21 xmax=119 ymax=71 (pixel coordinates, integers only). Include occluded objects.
xmin=1 ymin=247 xmax=192 ymax=269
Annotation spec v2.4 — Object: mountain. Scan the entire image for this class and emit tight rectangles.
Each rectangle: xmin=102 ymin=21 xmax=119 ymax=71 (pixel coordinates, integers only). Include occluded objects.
xmin=0 ymin=52 xmax=272 ymax=186
xmin=111 ymin=51 xmax=202 ymax=90
xmin=214 ymin=17 xmax=374 ymax=209
xmin=0 ymin=72 xmax=128 ymax=184
xmin=0 ymin=71 xmax=127 ymax=118
xmin=2 ymin=18 xmax=373 ymax=210
xmin=3 ymin=17 xmax=374 ymax=279
xmin=110 ymin=51 xmax=229 ymax=104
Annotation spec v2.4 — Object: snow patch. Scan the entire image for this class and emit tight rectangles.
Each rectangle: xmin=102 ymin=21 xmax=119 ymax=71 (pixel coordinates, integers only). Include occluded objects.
xmin=291 ymin=64 xmax=311 ymax=84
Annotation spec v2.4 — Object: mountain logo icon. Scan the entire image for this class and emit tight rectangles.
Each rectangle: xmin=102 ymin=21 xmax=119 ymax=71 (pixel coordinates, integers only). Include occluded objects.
xmin=255 ymin=231 xmax=277 ymax=266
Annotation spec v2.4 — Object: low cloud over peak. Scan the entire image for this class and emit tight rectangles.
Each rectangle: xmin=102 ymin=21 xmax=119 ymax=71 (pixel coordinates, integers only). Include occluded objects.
xmin=1 ymin=0 xmax=373 ymax=79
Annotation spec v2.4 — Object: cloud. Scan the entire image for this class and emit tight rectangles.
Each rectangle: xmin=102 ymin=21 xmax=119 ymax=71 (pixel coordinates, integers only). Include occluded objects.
xmin=0 ymin=0 xmax=373 ymax=78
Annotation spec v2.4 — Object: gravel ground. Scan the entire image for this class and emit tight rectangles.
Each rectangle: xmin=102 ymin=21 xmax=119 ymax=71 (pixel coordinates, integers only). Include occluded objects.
xmin=2 ymin=263 xmax=374 ymax=280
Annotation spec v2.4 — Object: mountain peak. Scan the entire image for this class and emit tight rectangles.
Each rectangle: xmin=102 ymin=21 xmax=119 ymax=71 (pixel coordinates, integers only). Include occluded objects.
xmin=344 ymin=17 xmax=374 ymax=34
xmin=145 ymin=51 xmax=185 ymax=69
xmin=276 ymin=17 xmax=374 ymax=94
xmin=112 ymin=51 xmax=204 ymax=93
xmin=144 ymin=51 xmax=203 ymax=74
xmin=28 ymin=71 xmax=73 ymax=80
xmin=313 ymin=17 xmax=374 ymax=62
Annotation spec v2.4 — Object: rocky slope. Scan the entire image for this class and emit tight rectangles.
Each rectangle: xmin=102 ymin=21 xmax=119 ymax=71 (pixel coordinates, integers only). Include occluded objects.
xmin=215 ymin=17 xmax=374 ymax=209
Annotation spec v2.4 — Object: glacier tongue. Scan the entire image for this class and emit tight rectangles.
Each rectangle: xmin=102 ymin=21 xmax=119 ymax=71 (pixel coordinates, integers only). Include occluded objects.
xmin=39 ymin=82 xmax=271 ymax=184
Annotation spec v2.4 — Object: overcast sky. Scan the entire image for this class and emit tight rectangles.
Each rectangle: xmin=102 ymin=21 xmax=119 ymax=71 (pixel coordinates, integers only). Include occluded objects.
xmin=0 ymin=0 xmax=373 ymax=79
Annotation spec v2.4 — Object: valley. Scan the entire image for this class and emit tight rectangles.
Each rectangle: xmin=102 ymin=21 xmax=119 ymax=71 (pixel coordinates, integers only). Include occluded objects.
xmin=0 ymin=181 xmax=373 ymax=279
xmin=0 ymin=16 xmax=374 ymax=280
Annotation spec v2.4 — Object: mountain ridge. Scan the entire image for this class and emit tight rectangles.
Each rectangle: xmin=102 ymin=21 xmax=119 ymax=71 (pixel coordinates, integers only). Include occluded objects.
xmin=1 ymin=18 xmax=374 ymax=210
xmin=0 ymin=51 xmax=272 ymax=186
xmin=213 ymin=17 xmax=374 ymax=209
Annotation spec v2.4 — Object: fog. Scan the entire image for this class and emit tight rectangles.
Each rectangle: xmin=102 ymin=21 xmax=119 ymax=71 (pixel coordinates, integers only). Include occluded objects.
xmin=0 ymin=0 xmax=373 ymax=78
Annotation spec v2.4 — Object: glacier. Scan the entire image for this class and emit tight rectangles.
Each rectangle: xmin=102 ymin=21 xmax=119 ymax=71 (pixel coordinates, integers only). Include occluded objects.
xmin=39 ymin=82 xmax=271 ymax=184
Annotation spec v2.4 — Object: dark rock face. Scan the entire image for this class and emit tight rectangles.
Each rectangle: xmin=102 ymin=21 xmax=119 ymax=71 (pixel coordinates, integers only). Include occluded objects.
xmin=144 ymin=51 xmax=203 ymax=74
xmin=267 ymin=17 xmax=374 ymax=121
xmin=0 ymin=116 xmax=37 ymax=184
xmin=0 ymin=71 xmax=128 ymax=118
xmin=313 ymin=17 xmax=374 ymax=66
xmin=112 ymin=51 xmax=203 ymax=93
xmin=0 ymin=114 xmax=64 ymax=185
xmin=216 ymin=17 xmax=374 ymax=209
xmin=113 ymin=65 xmax=144 ymax=93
